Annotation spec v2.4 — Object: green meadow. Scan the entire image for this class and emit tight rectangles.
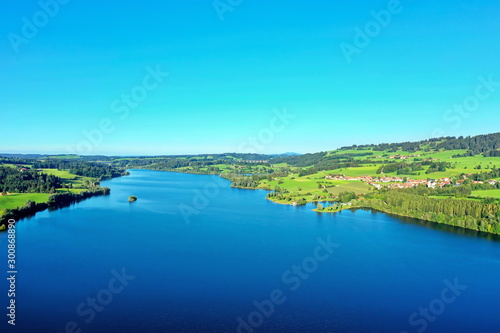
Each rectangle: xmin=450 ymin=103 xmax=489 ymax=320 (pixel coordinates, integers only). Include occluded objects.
xmin=471 ymin=189 xmax=500 ymax=198
xmin=0 ymin=168 xmax=97 ymax=216
xmin=41 ymin=169 xmax=93 ymax=189
xmin=0 ymin=193 xmax=51 ymax=216
xmin=257 ymin=173 xmax=371 ymax=204
xmin=274 ymin=148 xmax=499 ymax=180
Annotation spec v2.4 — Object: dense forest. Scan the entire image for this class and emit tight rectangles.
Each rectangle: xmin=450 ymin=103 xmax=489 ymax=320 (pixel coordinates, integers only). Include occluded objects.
xmin=338 ymin=132 xmax=500 ymax=155
xmin=0 ymin=158 xmax=126 ymax=229
xmin=270 ymin=152 xmax=373 ymax=168
xmin=435 ymin=133 xmax=500 ymax=155
xmin=376 ymin=161 xmax=453 ymax=175
xmin=32 ymin=160 xmax=126 ymax=180
xmin=0 ymin=166 xmax=62 ymax=193
xmin=356 ymin=190 xmax=500 ymax=234
xmin=340 ymin=137 xmax=446 ymax=152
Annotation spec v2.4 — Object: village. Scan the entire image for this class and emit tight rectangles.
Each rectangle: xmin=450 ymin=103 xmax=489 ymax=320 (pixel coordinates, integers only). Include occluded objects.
xmin=325 ymin=174 xmax=499 ymax=190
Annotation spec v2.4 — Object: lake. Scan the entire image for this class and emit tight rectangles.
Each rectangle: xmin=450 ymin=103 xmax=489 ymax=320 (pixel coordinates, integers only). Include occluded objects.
xmin=1 ymin=169 xmax=500 ymax=332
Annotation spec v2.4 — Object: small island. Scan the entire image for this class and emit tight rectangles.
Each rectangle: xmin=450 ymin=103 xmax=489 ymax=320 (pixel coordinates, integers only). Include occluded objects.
xmin=128 ymin=196 xmax=137 ymax=202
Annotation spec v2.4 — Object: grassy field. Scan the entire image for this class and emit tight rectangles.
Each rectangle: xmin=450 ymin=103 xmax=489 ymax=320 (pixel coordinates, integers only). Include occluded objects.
xmin=0 ymin=168 xmax=95 ymax=216
xmin=41 ymin=169 xmax=93 ymax=188
xmin=257 ymin=173 xmax=371 ymax=204
xmin=281 ymin=148 xmax=500 ymax=180
xmin=471 ymin=189 xmax=500 ymax=198
xmin=0 ymin=193 xmax=51 ymax=215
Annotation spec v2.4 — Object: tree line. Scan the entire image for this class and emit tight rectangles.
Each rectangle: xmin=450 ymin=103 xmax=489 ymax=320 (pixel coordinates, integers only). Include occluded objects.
xmin=0 ymin=187 xmax=111 ymax=229
xmin=32 ymin=160 xmax=126 ymax=180
xmin=355 ymin=190 xmax=500 ymax=234
xmin=0 ymin=166 xmax=62 ymax=194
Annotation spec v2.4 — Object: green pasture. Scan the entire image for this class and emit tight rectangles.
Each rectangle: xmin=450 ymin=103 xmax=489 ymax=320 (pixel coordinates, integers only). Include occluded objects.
xmin=0 ymin=193 xmax=51 ymax=215
xmin=41 ymin=169 xmax=93 ymax=188
xmin=471 ymin=189 xmax=500 ymax=198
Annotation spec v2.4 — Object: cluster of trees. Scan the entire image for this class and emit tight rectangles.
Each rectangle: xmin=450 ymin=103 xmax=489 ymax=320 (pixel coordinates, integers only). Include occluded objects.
xmin=270 ymin=152 xmax=328 ymax=167
xmin=265 ymin=187 xmax=308 ymax=205
xmin=337 ymin=191 xmax=358 ymax=203
xmin=0 ymin=157 xmax=37 ymax=165
xmin=114 ymin=153 xmax=285 ymax=171
xmin=337 ymin=133 xmax=500 ymax=156
xmin=425 ymin=162 xmax=452 ymax=174
xmin=377 ymin=162 xmax=424 ymax=175
xmin=340 ymin=137 xmax=446 ymax=152
xmin=470 ymin=182 xmax=500 ymax=191
xmin=392 ymin=182 xmax=500 ymax=201
xmin=398 ymin=184 xmax=471 ymax=197
xmin=0 ymin=166 xmax=62 ymax=193
xmin=356 ymin=191 xmax=500 ymax=234
xmin=271 ymin=152 xmax=373 ymax=169
xmin=119 ymin=157 xmax=271 ymax=174
xmin=33 ymin=161 xmax=125 ymax=180
xmin=376 ymin=161 xmax=453 ymax=175
xmin=436 ymin=133 xmax=500 ymax=155
xmin=468 ymin=168 xmax=500 ymax=181
xmin=226 ymin=175 xmax=259 ymax=188
xmin=266 ymin=186 xmax=290 ymax=201
xmin=297 ymin=162 xmax=360 ymax=177
xmin=115 ymin=158 xmax=192 ymax=170
xmin=483 ymin=150 xmax=500 ymax=157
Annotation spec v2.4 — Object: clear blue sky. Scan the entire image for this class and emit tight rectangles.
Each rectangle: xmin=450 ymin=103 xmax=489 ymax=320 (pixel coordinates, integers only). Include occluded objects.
xmin=1 ymin=0 xmax=499 ymax=155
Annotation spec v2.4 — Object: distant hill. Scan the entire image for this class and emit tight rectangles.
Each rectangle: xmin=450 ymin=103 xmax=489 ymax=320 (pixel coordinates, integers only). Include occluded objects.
xmin=0 ymin=154 xmax=114 ymax=161
xmin=270 ymin=132 xmax=500 ymax=167
xmin=339 ymin=132 xmax=500 ymax=156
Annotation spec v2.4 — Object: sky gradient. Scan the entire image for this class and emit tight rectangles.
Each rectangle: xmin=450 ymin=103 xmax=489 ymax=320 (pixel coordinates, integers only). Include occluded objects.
xmin=1 ymin=0 xmax=500 ymax=155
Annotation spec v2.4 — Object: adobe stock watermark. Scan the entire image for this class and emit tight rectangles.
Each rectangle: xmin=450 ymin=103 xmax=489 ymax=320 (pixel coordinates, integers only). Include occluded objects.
xmin=53 ymin=268 xmax=135 ymax=333
xmin=237 ymin=108 xmax=295 ymax=154
xmin=340 ymin=0 xmax=410 ymax=64
xmin=432 ymin=75 xmax=499 ymax=138
xmin=6 ymin=219 xmax=17 ymax=326
xmin=66 ymin=65 xmax=168 ymax=155
xmin=400 ymin=278 xmax=467 ymax=333
xmin=178 ymin=107 xmax=294 ymax=224
xmin=236 ymin=236 xmax=340 ymax=333
xmin=213 ymin=0 xmax=243 ymax=21
xmin=8 ymin=0 xmax=71 ymax=54
xmin=178 ymin=176 xmax=228 ymax=224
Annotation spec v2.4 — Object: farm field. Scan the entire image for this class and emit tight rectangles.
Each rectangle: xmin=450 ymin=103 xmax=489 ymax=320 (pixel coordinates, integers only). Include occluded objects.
xmin=0 ymin=168 xmax=97 ymax=215
xmin=471 ymin=189 xmax=500 ymax=198
xmin=41 ymin=169 xmax=93 ymax=188
xmin=285 ymin=149 xmax=500 ymax=180
xmin=257 ymin=174 xmax=371 ymax=202
xmin=0 ymin=193 xmax=51 ymax=215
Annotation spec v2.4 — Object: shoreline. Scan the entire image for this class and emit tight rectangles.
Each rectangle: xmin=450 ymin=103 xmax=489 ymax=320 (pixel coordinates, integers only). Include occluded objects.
xmin=156 ymin=169 xmax=500 ymax=237
xmin=3 ymin=168 xmax=498 ymax=237
xmin=0 ymin=187 xmax=112 ymax=231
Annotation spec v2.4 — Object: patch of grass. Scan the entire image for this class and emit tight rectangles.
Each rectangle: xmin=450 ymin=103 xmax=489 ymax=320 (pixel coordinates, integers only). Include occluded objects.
xmin=471 ymin=189 xmax=500 ymax=198
xmin=41 ymin=169 xmax=93 ymax=188
xmin=0 ymin=193 xmax=51 ymax=215
xmin=259 ymin=173 xmax=371 ymax=205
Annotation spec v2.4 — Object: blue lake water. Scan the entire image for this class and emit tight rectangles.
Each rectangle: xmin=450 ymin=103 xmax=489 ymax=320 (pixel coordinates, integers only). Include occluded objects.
xmin=1 ymin=169 xmax=500 ymax=332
